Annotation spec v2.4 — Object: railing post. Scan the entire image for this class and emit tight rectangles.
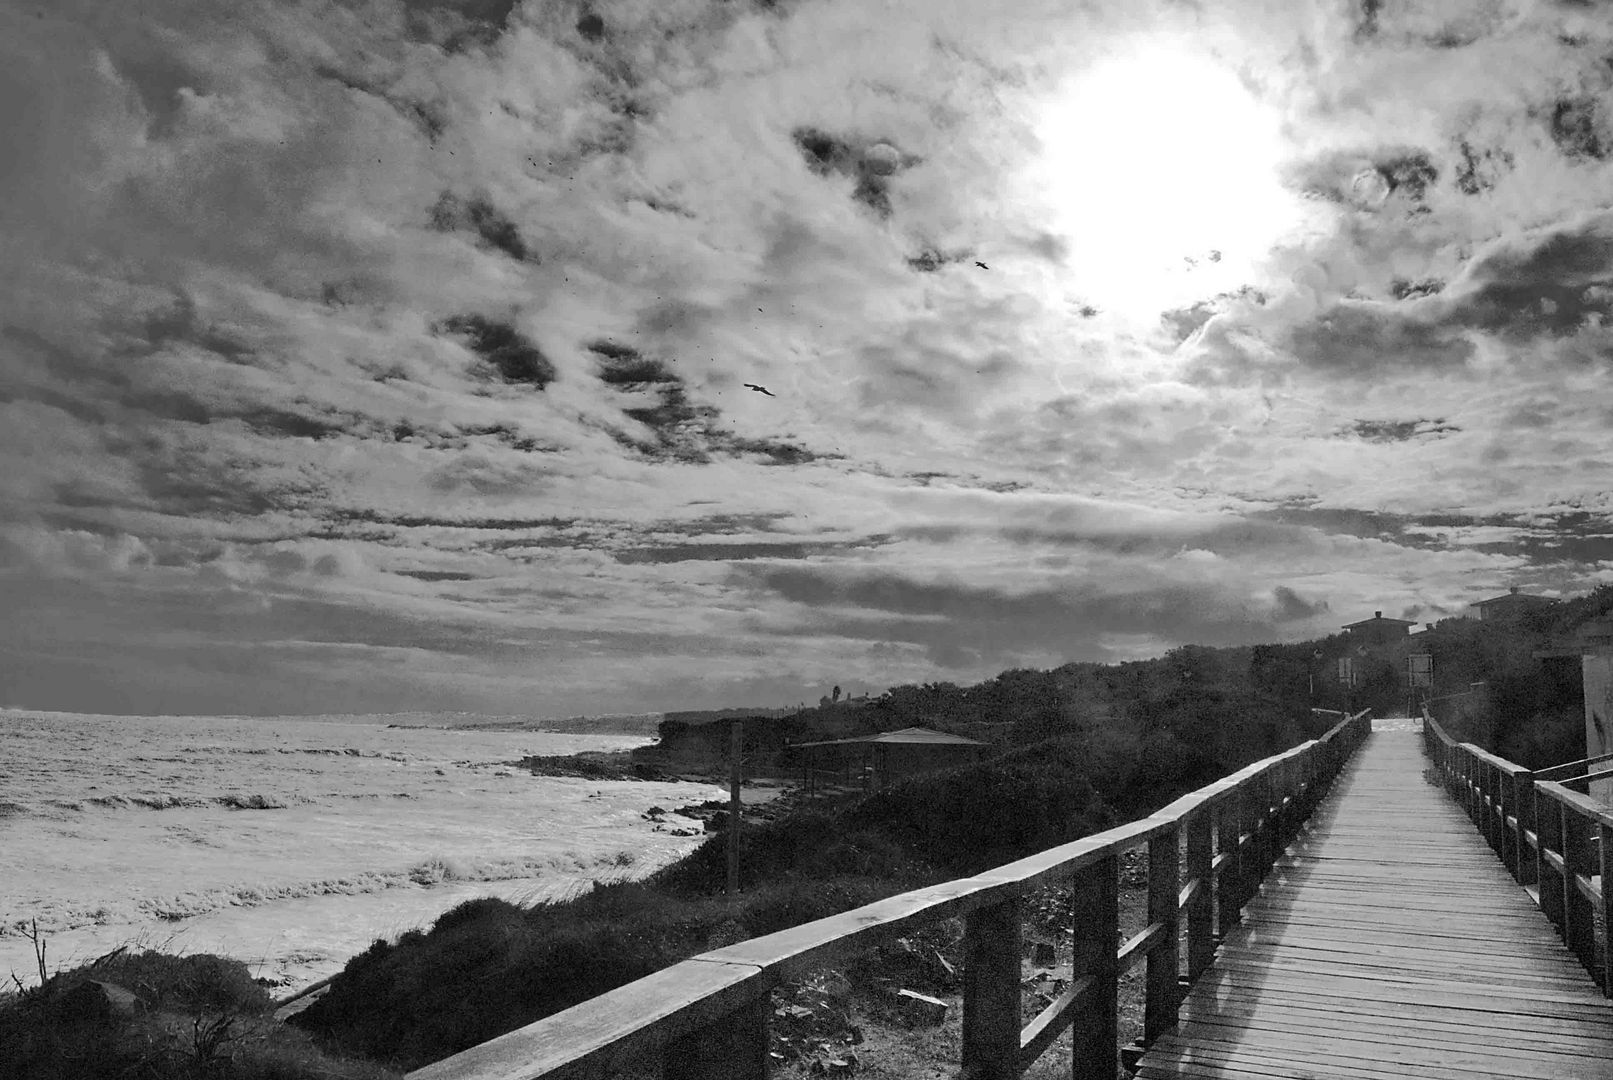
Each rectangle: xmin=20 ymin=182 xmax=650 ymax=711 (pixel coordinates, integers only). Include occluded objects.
xmin=1216 ymin=796 xmax=1242 ymax=938
xmin=1070 ymin=856 xmax=1118 ymax=1080
xmin=1185 ymin=807 xmax=1214 ymax=982
xmin=1488 ymin=765 xmax=1503 ymax=857
xmin=1144 ymin=826 xmax=1181 ymax=1042
xmin=1497 ymin=769 xmax=1517 ymax=877
xmin=1538 ymin=797 xmax=1567 ymax=940
xmin=1562 ymin=806 xmax=1597 ymax=980
xmin=961 ymin=895 xmax=1022 ymax=1080
xmin=663 ymin=996 xmax=770 ymax=1080
xmin=1599 ymin=822 xmax=1612 ymax=995
xmin=1516 ymin=774 xmax=1537 ymax=886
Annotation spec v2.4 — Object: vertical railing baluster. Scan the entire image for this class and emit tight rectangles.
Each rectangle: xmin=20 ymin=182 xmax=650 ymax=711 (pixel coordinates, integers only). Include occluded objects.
xmin=1144 ymin=827 xmax=1181 ymax=1042
xmin=1186 ymin=807 xmax=1214 ymax=982
xmin=1539 ymin=797 xmax=1567 ymax=940
xmin=1563 ymin=807 xmax=1596 ymax=979
xmin=1516 ymin=774 xmax=1536 ymax=887
xmin=1217 ymin=796 xmax=1241 ymax=939
xmin=961 ymin=896 xmax=1021 ymax=1080
xmin=1070 ymin=856 xmax=1119 ymax=1080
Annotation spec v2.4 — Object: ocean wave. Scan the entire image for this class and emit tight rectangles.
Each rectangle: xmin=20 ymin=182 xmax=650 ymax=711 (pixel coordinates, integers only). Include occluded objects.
xmin=21 ymin=792 xmax=309 ymax=817
xmin=1 ymin=850 xmax=643 ymax=937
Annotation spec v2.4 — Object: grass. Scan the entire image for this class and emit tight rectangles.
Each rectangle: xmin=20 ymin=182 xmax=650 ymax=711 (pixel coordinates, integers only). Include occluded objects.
xmin=294 ymin=736 xmax=1130 ymax=1071
xmin=0 ymin=928 xmax=398 ymax=1080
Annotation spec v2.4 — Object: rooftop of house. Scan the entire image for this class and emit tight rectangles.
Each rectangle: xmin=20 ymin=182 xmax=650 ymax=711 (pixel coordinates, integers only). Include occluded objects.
xmin=1472 ymin=587 xmax=1558 ymax=606
xmin=1342 ymin=611 xmax=1419 ymax=630
xmin=791 ymin=726 xmax=987 ymax=749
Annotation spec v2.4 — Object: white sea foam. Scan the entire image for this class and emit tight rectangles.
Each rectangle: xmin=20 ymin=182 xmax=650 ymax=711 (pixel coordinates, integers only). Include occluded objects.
xmin=0 ymin=710 xmax=723 ymax=995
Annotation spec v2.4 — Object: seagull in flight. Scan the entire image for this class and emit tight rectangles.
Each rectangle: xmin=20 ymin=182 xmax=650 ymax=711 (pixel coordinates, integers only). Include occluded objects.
xmin=744 ymin=383 xmax=775 ymax=397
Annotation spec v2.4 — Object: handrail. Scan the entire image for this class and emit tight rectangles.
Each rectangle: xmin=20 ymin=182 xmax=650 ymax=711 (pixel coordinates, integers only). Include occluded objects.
xmin=407 ymin=711 xmax=1372 ymax=1080
xmin=1534 ymin=750 xmax=1613 ymax=782
xmin=1420 ymin=706 xmax=1611 ymax=997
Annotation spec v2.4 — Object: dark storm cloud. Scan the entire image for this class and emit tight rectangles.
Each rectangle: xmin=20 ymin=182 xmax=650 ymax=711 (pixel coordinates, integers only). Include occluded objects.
xmin=1550 ymin=96 xmax=1610 ymax=161
xmin=1454 ymin=139 xmax=1514 ymax=195
xmin=326 ymin=509 xmax=580 ymax=532
xmin=588 ymin=341 xmax=679 ymax=386
xmin=435 ymin=315 xmax=557 ymax=388
xmin=613 ymin=540 xmax=879 ymax=564
xmin=1439 ymin=212 xmax=1613 ymax=338
xmin=428 ymin=192 xmax=531 ymax=262
xmin=1286 ymin=302 xmax=1474 ymax=374
xmin=1272 ymin=586 xmax=1328 ymax=621
xmin=736 ymin=564 xmax=1315 ymax=670
xmin=790 ymin=126 xmax=905 ymax=218
xmin=400 ymin=0 xmax=521 ymax=52
xmin=601 ymin=359 xmax=832 ymax=466
xmin=1251 ymin=504 xmax=1613 ymax=565
xmin=1347 ymin=418 xmax=1460 ymax=443
xmin=137 ymin=292 xmax=254 ymax=363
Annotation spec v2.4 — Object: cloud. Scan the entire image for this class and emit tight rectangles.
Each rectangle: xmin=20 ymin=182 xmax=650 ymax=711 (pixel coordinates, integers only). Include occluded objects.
xmin=3 ymin=0 xmax=1613 ymax=714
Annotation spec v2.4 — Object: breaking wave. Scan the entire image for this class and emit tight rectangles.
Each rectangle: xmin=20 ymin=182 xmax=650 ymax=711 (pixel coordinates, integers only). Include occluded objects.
xmin=0 ymin=850 xmax=643 ymax=938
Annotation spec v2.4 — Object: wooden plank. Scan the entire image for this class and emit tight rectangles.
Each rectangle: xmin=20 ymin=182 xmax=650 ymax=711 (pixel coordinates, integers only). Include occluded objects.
xmin=1139 ymin=727 xmax=1613 ymax=1080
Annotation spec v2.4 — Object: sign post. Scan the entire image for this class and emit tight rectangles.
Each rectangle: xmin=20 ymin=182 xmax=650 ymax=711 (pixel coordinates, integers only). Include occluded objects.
xmin=727 ymin=718 xmax=741 ymax=897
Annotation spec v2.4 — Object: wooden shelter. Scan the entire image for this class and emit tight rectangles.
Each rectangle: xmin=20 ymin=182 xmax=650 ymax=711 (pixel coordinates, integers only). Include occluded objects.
xmin=790 ymin=726 xmax=987 ymax=793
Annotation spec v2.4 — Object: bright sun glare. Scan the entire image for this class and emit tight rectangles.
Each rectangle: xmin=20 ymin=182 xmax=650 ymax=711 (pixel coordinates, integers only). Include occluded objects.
xmin=1032 ymin=42 xmax=1300 ymax=317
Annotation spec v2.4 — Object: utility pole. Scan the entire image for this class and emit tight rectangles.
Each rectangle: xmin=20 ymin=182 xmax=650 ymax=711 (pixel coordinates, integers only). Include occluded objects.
xmin=727 ymin=717 xmax=742 ymax=898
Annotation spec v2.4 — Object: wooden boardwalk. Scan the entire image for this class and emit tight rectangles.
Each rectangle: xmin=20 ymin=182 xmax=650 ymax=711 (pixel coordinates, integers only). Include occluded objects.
xmin=1138 ymin=722 xmax=1613 ymax=1080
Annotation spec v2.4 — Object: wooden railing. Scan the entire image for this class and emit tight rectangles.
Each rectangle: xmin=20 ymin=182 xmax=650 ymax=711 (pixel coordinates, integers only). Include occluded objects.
xmin=408 ymin=712 xmax=1371 ymax=1080
xmin=1421 ymin=708 xmax=1612 ymax=994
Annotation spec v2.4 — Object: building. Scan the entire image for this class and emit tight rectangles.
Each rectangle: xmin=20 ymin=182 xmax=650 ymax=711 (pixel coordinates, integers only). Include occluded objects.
xmin=1535 ymin=617 xmax=1613 ymax=805
xmin=1470 ymin=587 xmax=1558 ymax=624
xmin=790 ymin=726 xmax=987 ymax=792
xmin=1341 ymin=611 xmax=1418 ymax=647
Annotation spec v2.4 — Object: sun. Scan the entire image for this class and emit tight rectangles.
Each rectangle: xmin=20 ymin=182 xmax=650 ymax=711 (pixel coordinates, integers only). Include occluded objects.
xmin=1029 ymin=41 xmax=1302 ymax=317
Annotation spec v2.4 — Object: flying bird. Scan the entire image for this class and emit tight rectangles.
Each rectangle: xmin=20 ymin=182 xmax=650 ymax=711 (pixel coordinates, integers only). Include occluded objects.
xmin=975 ymin=260 xmax=989 ymax=269
xmin=744 ymin=383 xmax=775 ymax=397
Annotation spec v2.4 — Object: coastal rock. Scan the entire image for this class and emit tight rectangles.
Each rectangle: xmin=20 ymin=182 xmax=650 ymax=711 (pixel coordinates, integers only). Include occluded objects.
xmin=52 ymin=979 xmax=144 ymax=1023
xmin=894 ymin=988 xmax=947 ymax=1026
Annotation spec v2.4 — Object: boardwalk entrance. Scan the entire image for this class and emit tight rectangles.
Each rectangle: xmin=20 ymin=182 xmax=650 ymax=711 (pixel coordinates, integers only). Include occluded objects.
xmin=1137 ymin=719 xmax=1613 ymax=1079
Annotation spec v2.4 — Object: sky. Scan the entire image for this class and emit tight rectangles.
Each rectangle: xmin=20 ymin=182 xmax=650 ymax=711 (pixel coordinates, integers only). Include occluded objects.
xmin=3 ymin=0 xmax=1612 ymax=718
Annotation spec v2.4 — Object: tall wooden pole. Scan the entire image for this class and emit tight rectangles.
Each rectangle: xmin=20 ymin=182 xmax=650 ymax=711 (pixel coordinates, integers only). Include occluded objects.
xmin=727 ymin=717 xmax=741 ymax=897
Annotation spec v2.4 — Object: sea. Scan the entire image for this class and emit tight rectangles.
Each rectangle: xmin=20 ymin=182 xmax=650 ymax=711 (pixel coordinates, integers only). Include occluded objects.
xmin=0 ymin=709 xmax=726 ymax=996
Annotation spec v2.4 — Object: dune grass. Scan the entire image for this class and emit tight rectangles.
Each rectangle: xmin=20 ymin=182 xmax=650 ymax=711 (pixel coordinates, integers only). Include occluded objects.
xmin=0 ymin=931 xmax=398 ymax=1080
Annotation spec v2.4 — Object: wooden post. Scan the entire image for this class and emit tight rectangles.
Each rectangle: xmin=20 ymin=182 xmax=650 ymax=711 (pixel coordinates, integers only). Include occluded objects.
xmin=1258 ymin=772 xmax=1277 ymax=877
xmin=1599 ymin=823 xmax=1612 ymax=995
xmin=664 ymin=996 xmax=769 ymax=1080
xmin=1216 ymin=797 xmax=1242 ymax=938
xmin=1070 ymin=857 xmax=1118 ymax=1080
xmin=1538 ymin=798 xmax=1566 ymax=940
xmin=1185 ymin=808 xmax=1214 ymax=981
xmin=1532 ymin=779 xmax=1548 ymax=895
xmin=1516 ymin=775 xmax=1537 ymax=887
xmin=1497 ymin=770 xmax=1515 ymax=878
xmin=1562 ymin=806 xmax=1596 ymax=978
xmin=1144 ymin=827 xmax=1181 ymax=1042
xmin=728 ymin=719 xmax=742 ymax=897
xmin=962 ymin=896 xmax=1022 ymax=1080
